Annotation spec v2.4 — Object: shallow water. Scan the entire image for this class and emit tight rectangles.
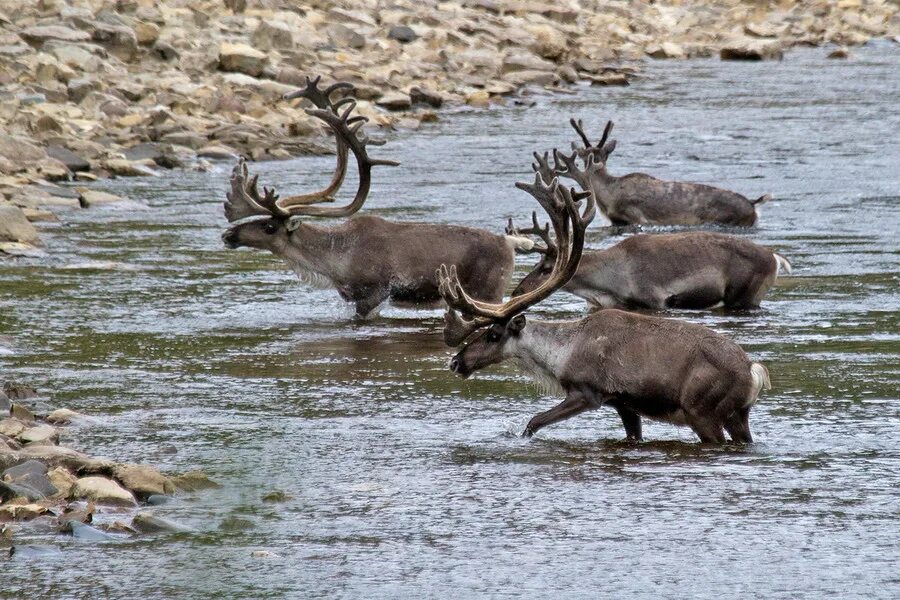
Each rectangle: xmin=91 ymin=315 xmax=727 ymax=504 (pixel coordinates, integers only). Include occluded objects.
xmin=2 ymin=47 xmax=899 ymax=598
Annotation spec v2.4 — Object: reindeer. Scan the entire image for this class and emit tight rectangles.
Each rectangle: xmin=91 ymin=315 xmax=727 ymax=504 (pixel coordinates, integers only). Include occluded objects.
xmin=508 ymin=213 xmax=792 ymax=309
xmin=438 ymin=173 xmax=771 ymax=443
xmin=221 ymin=78 xmax=533 ymax=318
xmin=533 ymin=119 xmax=770 ymax=226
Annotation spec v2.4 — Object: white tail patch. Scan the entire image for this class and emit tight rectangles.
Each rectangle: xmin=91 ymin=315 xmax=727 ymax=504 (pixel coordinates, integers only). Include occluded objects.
xmin=505 ymin=235 xmax=535 ymax=252
xmin=753 ymin=194 xmax=772 ymax=206
xmin=747 ymin=362 xmax=771 ymax=407
xmin=773 ymin=253 xmax=792 ymax=276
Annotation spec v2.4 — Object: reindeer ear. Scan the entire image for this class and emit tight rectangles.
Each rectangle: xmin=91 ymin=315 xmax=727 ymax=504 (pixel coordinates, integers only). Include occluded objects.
xmin=286 ymin=216 xmax=302 ymax=231
xmin=508 ymin=314 xmax=527 ymax=334
xmin=602 ymin=140 xmax=617 ymax=158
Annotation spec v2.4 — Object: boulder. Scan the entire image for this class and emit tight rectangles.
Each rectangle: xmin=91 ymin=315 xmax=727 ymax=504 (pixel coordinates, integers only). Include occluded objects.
xmin=1 ymin=480 xmax=45 ymax=502
xmin=64 ymin=520 xmax=115 ymax=541
xmin=646 ymin=42 xmax=685 ymax=59
xmin=409 ymin=86 xmax=443 ymax=108
xmin=70 ymin=476 xmax=136 ymax=506
xmin=388 ymin=26 xmax=417 ymax=44
xmin=218 ymin=42 xmax=267 ymax=77
xmin=376 ymin=92 xmax=411 ymax=111
xmin=46 ymin=146 xmax=90 ymax=172
xmin=466 ymin=90 xmax=491 ymax=107
xmin=828 ymin=47 xmax=850 ymax=59
xmin=91 ymin=23 xmax=139 ymax=62
xmin=0 ymin=134 xmax=49 ymax=172
xmin=589 ymin=73 xmax=630 ymax=86
xmin=134 ymin=22 xmax=160 ymax=46
xmin=252 ymin=20 xmax=293 ymax=51
xmin=102 ymin=159 xmax=157 ymax=177
xmin=17 ymin=425 xmax=59 ymax=445
xmin=47 ymin=467 xmax=76 ymax=498
xmin=720 ymin=40 xmax=783 ymax=61
xmin=46 ymin=409 xmax=85 ymax=424
xmin=78 ymin=190 xmax=126 ymax=207
xmin=0 ymin=207 xmax=39 ymax=245
xmin=21 ymin=26 xmax=90 ymax=47
xmin=111 ymin=463 xmax=174 ymax=499
xmin=0 ymin=419 xmax=28 ymax=438
xmin=502 ymin=53 xmax=557 ymax=73
xmin=326 ymin=24 xmax=365 ymax=50
xmin=526 ymin=24 xmax=567 ymax=60
xmin=2 ymin=460 xmax=56 ymax=498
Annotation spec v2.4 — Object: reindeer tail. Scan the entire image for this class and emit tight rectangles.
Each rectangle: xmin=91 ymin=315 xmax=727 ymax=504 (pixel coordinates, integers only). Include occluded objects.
xmin=747 ymin=363 xmax=771 ymax=407
xmin=752 ymin=194 xmax=772 ymax=206
xmin=774 ymin=253 xmax=792 ymax=276
xmin=505 ymin=235 xmax=535 ymax=253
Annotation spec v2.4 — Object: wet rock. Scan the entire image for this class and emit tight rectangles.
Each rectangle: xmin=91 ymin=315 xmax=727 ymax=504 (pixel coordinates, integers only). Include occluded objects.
xmin=409 ymin=86 xmax=443 ymax=108
xmin=720 ymin=40 xmax=784 ymax=61
xmin=46 ymin=146 xmax=90 ymax=173
xmin=47 ymin=467 xmax=76 ymax=498
xmin=388 ymin=26 xmax=418 ymax=44
xmin=326 ymin=24 xmax=365 ymax=50
xmin=218 ymin=42 xmax=267 ymax=77
xmin=745 ymin=22 xmax=780 ymax=39
xmin=102 ymin=159 xmax=156 ymax=177
xmin=8 ymin=544 xmax=62 ymax=558
xmin=252 ymin=20 xmax=293 ymax=51
xmin=65 ymin=520 xmax=115 ymax=541
xmin=262 ymin=490 xmax=292 ymax=503
xmin=251 ymin=550 xmax=278 ymax=558
xmin=3 ymin=461 xmax=56 ymax=499
xmin=0 ymin=207 xmax=39 ymax=245
xmin=70 ymin=476 xmax=136 ymax=506
xmin=504 ymin=70 xmax=558 ymax=86
xmin=3 ymin=383 xmax=37 ymax=402
xmin=0 ymin=503 xmax=47 ymax=521
xmin=1 ymin=481 xmax=44 ymax=502
xmin=196 ymin=145 xmax=239 ymax=160
xmin=376 ymin=92 xmax=412 ymax=111
xmin=21 ymin=26 xmax=90 ymax=47
xmin=46 ymin=409 xmax=85 ymax=425
xmin=0 ymin=419 xmax=27 ymax=438
xmin=219 ymin=516 xmax=253 ymax=531
xmin=18 ymin=425 xmax=60 ymax=446
xmin=170 ymin=470 xmax=220 ymax=491
xmin=145 ymin=494 xmax=171 ymax=506
xmin=21 ymin=209 xmax=58 ymax=223
xmin=78 ymin=190 xmax=126 ymax=207
xmin=646 ymin=42 xmax=685 ymax=59
xmin=828 ymin=47 xmax=850 ymax=59
xmin=132 ymin=511 xmax=193 ymax=534
xmin=111 ymin=464 xmax=174 ymax=499
xmin=588 ymin=73 xmax=630 ymax=86
xmin=466 ymin=90 xmax=491 ymax=107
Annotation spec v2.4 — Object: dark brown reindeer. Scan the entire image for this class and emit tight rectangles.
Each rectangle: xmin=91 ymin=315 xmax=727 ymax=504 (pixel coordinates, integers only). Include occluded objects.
xmin=439 ymin=174 xmax=771 ymax=443
xmin=222 ymin=82 xmax=533 ymax=318
xmin=508 ymin=213 xmax=792 ymax=309
xmin=533 ymin=118 xmax=770 ymax=226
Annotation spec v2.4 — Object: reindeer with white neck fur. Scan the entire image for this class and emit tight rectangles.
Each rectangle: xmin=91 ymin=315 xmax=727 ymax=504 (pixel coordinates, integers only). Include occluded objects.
xmin=221 ymin=77 xmax=532 ymax=318
xmin=439 ymin=173 xmax=771 ymax=443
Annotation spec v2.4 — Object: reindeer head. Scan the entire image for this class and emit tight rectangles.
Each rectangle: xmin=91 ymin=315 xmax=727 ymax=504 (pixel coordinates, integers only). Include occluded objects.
xmin=438 ymin=173 xmax=596 ymax=378
xmin=222 ymin=76 xmax=397 ymax=252
xmin=569 ymin=118 xmax=617 ymax=167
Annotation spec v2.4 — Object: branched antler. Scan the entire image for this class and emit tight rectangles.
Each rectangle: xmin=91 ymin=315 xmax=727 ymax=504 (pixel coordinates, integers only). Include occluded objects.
xmin=506 ymin=211 xmax=556 ymax=257
xmin=224 ymin=159 xmax=288 ymax=222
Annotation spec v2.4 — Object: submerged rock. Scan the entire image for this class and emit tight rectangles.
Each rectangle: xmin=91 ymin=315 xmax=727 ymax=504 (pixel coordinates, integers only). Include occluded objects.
xmin=112 ymin=463 xmax=174 ymax=499
xmin=132 ymin=511 xmax=193 ymax=534
xmin=64 ymin=520 xmax=115 ymax=541
xmin=170 ymin=470 xmax=220 ymax=492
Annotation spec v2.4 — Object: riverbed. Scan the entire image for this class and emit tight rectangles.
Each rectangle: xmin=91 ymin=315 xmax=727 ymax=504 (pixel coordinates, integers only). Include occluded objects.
xmin=1 ymin=46 xmax=898 ymax=598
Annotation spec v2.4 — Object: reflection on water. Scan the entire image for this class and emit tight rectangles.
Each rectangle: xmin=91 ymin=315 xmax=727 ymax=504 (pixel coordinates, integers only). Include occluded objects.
xmin=1 ymin=47 xmax=899 ymax=598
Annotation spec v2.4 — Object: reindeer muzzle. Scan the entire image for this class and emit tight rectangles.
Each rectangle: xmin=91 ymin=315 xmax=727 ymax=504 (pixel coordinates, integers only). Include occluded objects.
xmin=449 ymin=356 xmax=472 ymax=379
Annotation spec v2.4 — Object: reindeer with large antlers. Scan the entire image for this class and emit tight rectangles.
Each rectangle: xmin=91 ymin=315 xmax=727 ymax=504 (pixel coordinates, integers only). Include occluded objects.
xmin=222 ymin=78 xmax=533 ymax=318
xmin=533 ymin=119 xmax=770 ymax=226
xmin=440 ymin=173 xmax=771 ymax=443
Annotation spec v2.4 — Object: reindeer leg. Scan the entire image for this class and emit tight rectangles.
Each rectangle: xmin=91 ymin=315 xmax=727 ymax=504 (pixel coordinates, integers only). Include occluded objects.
xmin=352 ymin=286 xmax=390 ymax=319
xmin=523 ymin=391 xmax=594 ymax=438
xmin=686 ymin=415 xmax=727 ymax=444
xmin=610 ymin=402 xmax=642 ymax=441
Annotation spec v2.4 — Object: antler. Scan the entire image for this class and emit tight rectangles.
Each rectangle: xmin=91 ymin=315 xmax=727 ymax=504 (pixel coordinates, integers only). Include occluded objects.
xmin=438 ymin=171 xmax=596 ymax=337
xmin=554 ymin=149 xmax=601 ymax=191
xmin=224 ymin=159 xmax=288 ymax=222
xmin=506 ymin=211 xmax=556 ymax=257
xmin=531 ymin=151 xmax=560 ymax=186
xmin=275 ymin=100 xmax=399 ymax=217
xmin=280 ymin=76 xmax=357 ymax=207
xmin=569 ymin=118 xmax=617 ymax=164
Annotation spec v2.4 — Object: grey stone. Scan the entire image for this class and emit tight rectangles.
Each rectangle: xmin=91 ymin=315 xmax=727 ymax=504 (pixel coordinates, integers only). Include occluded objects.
xmin=252 ymin=20 xmax=293 ymax=51
xmin=65 ymin=521 xmax=115 ymax=541
xmin=21 ymin=26 xmax=90 ymax=47
xmin=132 ymin=511 xmax=194 ymax=534
xmin=388 ymin=26 xmax=417 ymax=44
xmin=0 ymin=206 xmax=39 ymax=245
xmin=326 ymin=24 xmax=365 ymax=50
xmin=409 ymin=86 xmax=443 ymax=108
xmin=376 ymin=92 xmax=411 ymax=111
xmin=46 ymin=146 xmax=90 ymax=172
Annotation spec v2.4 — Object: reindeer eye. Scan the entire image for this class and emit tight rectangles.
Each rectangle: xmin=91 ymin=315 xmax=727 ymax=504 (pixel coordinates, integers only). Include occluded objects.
xmin=263 ymin=222 xmax=278 ymax=235
xmin=487 ymin=330 xmax=502 ymax=342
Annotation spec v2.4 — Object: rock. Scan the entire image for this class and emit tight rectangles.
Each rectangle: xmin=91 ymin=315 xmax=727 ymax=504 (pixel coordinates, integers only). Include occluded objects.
xmin=146 ymin=494 xmax=171 ymax=505
xmin=0 ymin=134 xmax=49 ymax=172
xmin=70 ymin=476 xmax=136 ymax=506
xmin=252 ymin=20 xmax=293 ymax=51
xmin=21 ymin=209 xmax=57 ymax=223
xmin=502 ymin=53 xmax=557 ymax=73
xmin=1 ymin=444 xmax=112 ymax=474
xmin=8 ymin=544 xmax=62 ymax=558
xmin=47 ymin=467 xmax=76 ymax=498
xmin=0 ymin=207 xmax=39 ymax=245
xmin=557 ymin=65 xmax=578 ymax=83
xmin=647 ymin=42 xmax=685 ymax=59
xmin=504 ymin=70 xmax=559 ymax=86
xmin=132 ymin=511 xmax=193 ymax=533
xmin=67 ymin=78 xmax=101 ymax=103
xmin=3 ymin=460 xmax=56 ymax=498
xmin=65 ymin=520 xmax=115 ymax=541
xmin=134 ymin=22 xmax=160 ymax=46
xmin=589 ymin=73 xmax=630 ymax=86
xmin=21 ymin=26 xmax=90 ymax=47
xmin=38 ymin=158 xmax=71 ymax=182
xmin=0 ymin=419 xmax=27 ymax=438
xmin=196 ymin=145 xmax=239 ymax=160
xmin=828 ymin=47 xmax=850 ymax=59
xmin=0 ymin=503 xmax=47 ymax=521
xmin=388 ymin=26 xmax=418 ymax=44
xmin=466 ymin=90 xmax=491 ymax=107
xmin=218 ymin=42 xmax=268 ymax=77
xmin=0 ymin=243 xmax=45 ymax=258
xmin=720 ymin=40 xmax=783 ymax=61
xmin=745 ymin=22 xmax=780 ymax=38
xmin=102 ymin=159 xmax=157 ymax=177
xmin=170 ymin=470 xmax=220 ymax=491
xmin=46 ymin=146 xmax=90 ymax=172
xmin=526 ymin=24 xmax=567 ymax=60
xmin=326 ymin=24 xmax=365 ymax=50
xmin=409 ymin=86 xmax=443 ymax=108
xmin=3 ymin=383 xmax=37 ymax=402
xmin=376 ymin=92 xmax=412 ymax=111
xmin=46 ymin=409 xmax=84 ymax=425
xmin=152 ymin=40 xmax=179 ymax=61
xmin=17 ymin=425 xmax=59 ymax=445
xmin=111 ymin=464 xmax=174 ymax=499
xmin=1 ymin=481 xmax=45 ymax=502
xmin=78 ymin=190 xmax=126 ymax=207
xmin=91 ymin=23 xmax=139 ymax=62
xmin=262 ymin=490 xmax=292 ymax=503
xmin=251 ymin=550 xmax=278 ymax=558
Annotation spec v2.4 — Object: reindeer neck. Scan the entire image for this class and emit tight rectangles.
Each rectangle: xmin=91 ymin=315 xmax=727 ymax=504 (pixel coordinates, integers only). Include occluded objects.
xmin=278 ymin=221 xmax=355 ymax=281
xmin=507 ymin=320 xmax=579 ymax=385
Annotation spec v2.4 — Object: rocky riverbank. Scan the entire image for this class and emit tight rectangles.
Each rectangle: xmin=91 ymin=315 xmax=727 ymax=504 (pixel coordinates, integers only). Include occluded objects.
xmin=1 ymin=379 xmax=218 ymax=548
xmin=0 ymin=0 xmax=898 ymax=256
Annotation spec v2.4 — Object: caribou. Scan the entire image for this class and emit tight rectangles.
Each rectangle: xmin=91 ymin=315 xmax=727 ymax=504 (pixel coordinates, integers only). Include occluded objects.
xmin=439 ymin=172 xmax=771 ymax=443
xmin=221 ymin=78 xmax=533 ymax=318
xmin=507 ymin=216 xmax=791 ymax=309
xmin=533 ymin=119 xmax=770 ymax=226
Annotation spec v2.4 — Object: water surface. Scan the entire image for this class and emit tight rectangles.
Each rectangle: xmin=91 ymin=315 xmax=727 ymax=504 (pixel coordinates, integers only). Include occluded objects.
xmin=1 ymin=47 xmax=899 ymax=598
